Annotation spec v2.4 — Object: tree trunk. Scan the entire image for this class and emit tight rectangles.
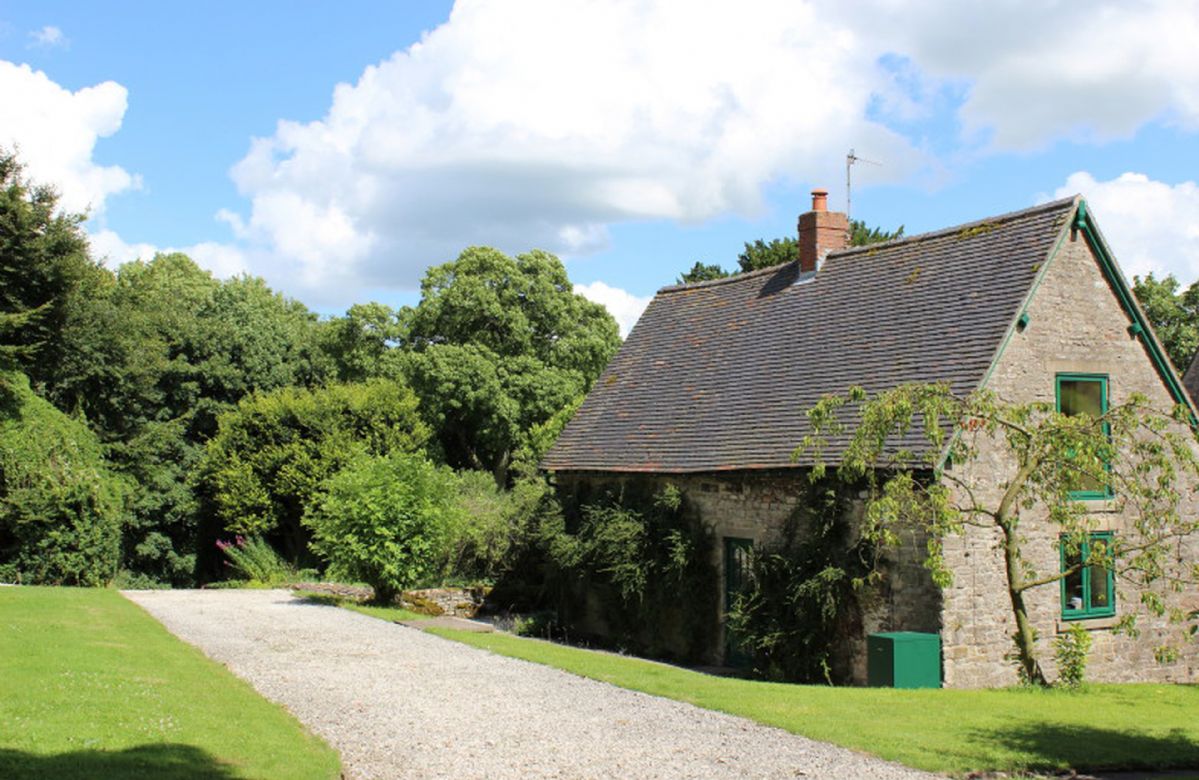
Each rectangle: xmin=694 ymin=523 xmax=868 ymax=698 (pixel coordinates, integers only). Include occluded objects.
xmin=492 ymin=449 xmax=510 ymax=489
xmin=1001 ymin=523 xmax=1047 ymax=685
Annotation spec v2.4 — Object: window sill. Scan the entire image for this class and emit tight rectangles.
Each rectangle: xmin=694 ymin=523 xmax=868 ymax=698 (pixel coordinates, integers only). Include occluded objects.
xmin=1056 ymin=615 xmax=1118 ymax=633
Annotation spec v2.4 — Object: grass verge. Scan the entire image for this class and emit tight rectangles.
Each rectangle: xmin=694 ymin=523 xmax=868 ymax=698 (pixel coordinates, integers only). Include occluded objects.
xmin=0 ymin=586 xmax=341 ymax=780
xmin=428 ymin=627 xmax=1199 ymax=776
xmin=294 ymin=591 xmax=427 ymax=623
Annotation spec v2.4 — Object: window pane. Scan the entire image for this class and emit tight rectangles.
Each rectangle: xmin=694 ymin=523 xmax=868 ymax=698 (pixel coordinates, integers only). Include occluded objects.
xmin=1059 ymin=379 xmax=1103 ymax=418
xmin=1063 ymin=549 xmax=1085 ymax=612
xmin=1058 ymin=378 xmax=1106 ymax=493
xmin=1088 ymin=564 xmax=1111 ymax=610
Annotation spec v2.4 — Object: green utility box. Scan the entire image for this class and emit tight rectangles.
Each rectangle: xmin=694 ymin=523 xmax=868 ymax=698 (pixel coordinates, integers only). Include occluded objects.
xmin=867 ymin=632 xmax=941 ymax=688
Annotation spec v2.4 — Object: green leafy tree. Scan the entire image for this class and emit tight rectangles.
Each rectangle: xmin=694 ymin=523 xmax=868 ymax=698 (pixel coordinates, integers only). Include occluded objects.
xmin=677 ymin=262 xmax=730 ymax=284
xmin=0 ymin=372 xmax=127 ymax=585
xmin=405 ymin=247 xmax=620 ymax=484
xmin=320 ymin=302 xmax=407 ymax=383
xmin=197 ymin=379 xmax=428 ymax=563
xmin=305 ymin=453 xmax=459 ymax=603
xmin=803 ymin=383 xmax=1199 ymax=686
xmin=680 ymin=220 xmax=907 ymax=281
xmin=185 ymin=275 xmax=333 ymax=437
xmin=1132 ymin=273 xmax=1199 ymax=371
xmin=849 ymin=218 xmax=904 ymax=247
xmin=737 ymin=237 xmax=798 ymax=272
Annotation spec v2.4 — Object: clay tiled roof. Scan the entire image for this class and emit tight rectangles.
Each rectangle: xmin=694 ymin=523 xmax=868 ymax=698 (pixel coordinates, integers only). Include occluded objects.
xmin=543 ymin=197 xmax=1078 ymax=473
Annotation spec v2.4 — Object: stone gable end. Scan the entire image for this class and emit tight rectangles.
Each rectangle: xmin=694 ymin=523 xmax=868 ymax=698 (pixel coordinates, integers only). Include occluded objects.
xmin=940 ymin=225 xmax=1199 ymax=687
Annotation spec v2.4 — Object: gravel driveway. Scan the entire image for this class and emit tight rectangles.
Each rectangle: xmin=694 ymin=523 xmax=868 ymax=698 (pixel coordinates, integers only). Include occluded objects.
xmin=124 ymin=589 xmax=935 ymax=780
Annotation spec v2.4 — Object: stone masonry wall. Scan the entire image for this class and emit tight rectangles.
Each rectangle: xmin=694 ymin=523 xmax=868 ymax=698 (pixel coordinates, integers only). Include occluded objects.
xmin=554 ymin=470 xmax=941 ymax=680
xmin=940 ymin=227 xmax=1199 ymax=687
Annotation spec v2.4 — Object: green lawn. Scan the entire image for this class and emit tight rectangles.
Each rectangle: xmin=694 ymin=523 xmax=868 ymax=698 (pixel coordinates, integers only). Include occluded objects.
xmin=0 ymin=586 xmax=341 ymax=780
xmin=428 ymin=626 xmax=1199 ymax=776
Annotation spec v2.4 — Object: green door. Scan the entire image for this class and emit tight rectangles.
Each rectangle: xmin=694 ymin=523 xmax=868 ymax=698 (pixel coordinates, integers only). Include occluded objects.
xmin=724 ymin=537 xmax=753 ymax=667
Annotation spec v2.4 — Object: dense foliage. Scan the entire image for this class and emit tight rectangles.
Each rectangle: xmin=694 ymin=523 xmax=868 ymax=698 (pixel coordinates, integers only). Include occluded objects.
xmin=404 ymin=247 xmax=620 ymax=484
xmin=727 ymin=481 xmax=877 ymax=683
xmin=677 ymin=218 xmax=905 ymax=282
xmin=197 ymin=380 xmax=428 ymax=561
xmin=305 ymin=453 xmax=458 ymax=603
xmin=545 ymin=482 xmax=718 ymax=662
xmin=1131 ymin=273 xmax=1199 ymax=371
xmin=0 ymin=372 xmax=127 ymax=585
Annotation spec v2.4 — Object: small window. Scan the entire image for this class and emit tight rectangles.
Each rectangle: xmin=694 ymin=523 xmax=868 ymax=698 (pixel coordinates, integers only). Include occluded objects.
xmin=1061 ymin=532 xmax=1115 ymax=620
xmin=1055 ymin=374 xmax=1111 ymax=499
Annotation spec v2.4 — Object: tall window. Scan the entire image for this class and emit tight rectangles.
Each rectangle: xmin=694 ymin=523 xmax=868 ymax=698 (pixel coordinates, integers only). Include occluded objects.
xmin=1061 ymin=532 xmax=1115 ymax=620
xmin=1055 ymin=373 xmax=1111 ymax=499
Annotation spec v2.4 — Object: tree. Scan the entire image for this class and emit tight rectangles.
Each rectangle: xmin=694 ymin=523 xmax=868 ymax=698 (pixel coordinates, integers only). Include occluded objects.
xmin=803 ymin=382 xmax=1199 ymax=686
xmin=0 ymin=150 xmax=98 ymax=382
xmin=737 ymin=237 xmax=797 ymax=273
xmin=678 ymin=220 xmax=907 ymax=282
xmin=0 ymin=371 xmax=127 ymax=586
xmin=677 ymin=261 xmax=730 ymax=284
xmin=320 ymin=302 xmax=407 ymax=383
xmin=1132 ymin=274 xmax=1199 ymax=371
xmin=405 ymin=247 xmax=620 ymax=484
xmin=197 ymin=379 xmax=429 ymax=563
xmin=849 ymin=219 xmax=904 ymax=247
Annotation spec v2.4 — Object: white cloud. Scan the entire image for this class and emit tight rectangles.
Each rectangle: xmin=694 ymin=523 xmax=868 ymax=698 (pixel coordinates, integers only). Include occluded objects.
xmin=0 ymin=61 xmax=136 ymax=215
xmin=574 ymin=281 xmax=653 ymax=338
xmin=1052 ymin=172 xmax=1199 ymax=282
xmin=28 ymin=26 xmax=67 ymax=49
xmin=221 ymin=0 xmax=924 ymax=304
xmin=220 ymin=0 xmax=1199 ymax=305
xmin=849 ymin=1 xmax=1199 ymax=149
xmin=88 ymin=228 xmax=248 ymax=279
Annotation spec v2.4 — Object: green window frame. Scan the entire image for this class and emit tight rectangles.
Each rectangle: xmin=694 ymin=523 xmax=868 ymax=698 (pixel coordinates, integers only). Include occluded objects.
xmin=1054 ymin=373 xmax=1112 ymax=500
xmin=1060 ymin=531 xmax=1116 ymax=620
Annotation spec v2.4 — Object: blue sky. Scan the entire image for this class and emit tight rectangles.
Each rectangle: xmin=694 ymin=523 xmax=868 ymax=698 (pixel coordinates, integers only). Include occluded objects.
xmin=2 ymin=1 xmax=1198 ymax=334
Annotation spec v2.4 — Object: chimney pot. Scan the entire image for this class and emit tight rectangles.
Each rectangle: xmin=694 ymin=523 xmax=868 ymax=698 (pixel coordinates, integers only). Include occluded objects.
xmin=797 ymin=188 xmax=847 ymax=275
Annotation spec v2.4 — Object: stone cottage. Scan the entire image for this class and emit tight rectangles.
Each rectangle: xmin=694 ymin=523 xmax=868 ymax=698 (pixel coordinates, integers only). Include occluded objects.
xmin=542 ymin=191 xmax=1199 ymax=687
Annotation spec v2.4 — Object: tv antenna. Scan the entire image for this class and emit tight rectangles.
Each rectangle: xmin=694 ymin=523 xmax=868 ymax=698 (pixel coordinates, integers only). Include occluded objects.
xmin=846 ymin=148 xmax=881 ymax=226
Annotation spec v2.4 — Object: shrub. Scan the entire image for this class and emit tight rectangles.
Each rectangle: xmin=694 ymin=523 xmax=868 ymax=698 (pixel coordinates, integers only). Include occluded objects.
xmin=0 ymin=371 xmax=127 ymax=585
xmin=1054 ymin=622 xmax=1093 ymax=688
xmin=544 ymin=481 xmax=718 ymax=662
xmin=726 ymin=480 xmax=877 ymax=683
xmin=304 ymin=453 xmax=458 ymax=604
xmin=216 ymin=535 xmax=314 ymax=586
xmin=196 ymin=379 xmax=428 ymax=563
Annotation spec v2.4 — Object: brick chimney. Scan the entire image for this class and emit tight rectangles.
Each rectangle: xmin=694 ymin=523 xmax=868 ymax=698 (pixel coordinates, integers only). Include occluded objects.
xmin=797 ymin=189 xmax=848 ymax=274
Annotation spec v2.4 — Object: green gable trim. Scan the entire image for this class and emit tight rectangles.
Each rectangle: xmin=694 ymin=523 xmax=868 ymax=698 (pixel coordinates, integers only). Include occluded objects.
xmin=939 ymin=198 xmax=1195 ymax=474
xmin=1072 ymin=200 xmax=1195 ymax=416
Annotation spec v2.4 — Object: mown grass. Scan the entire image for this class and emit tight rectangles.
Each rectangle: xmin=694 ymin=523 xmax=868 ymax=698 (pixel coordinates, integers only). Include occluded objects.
xmin=0 ymin=586 xmax=340 ymax=780
xmin=428 ymin=627 xmax=1199 ymax=776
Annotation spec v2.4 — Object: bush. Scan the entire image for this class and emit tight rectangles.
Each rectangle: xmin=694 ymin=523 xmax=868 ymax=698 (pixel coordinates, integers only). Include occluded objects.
xmin=304 ymin=453 xmax=458 ymax=603
xmin=545 ymin=481 xmax=718 ymax=662
xmin=197 ymin=379 xmax=428 ymax=563
xmin=216 ymin=535 xmax=315 ymax=587
xmin=439 ymin=471 xmax=553 ymax=584
xmin=1054 ymin=622 xmax=1093 ymax=688
xmin=0 ymin=371 xmax=127 ymax=585
xmin=726 ymin=480 xmax=876 ymax=683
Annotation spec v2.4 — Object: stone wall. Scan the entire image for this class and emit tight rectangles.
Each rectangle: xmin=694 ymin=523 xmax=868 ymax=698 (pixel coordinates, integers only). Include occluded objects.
xmin=940 ymin=227 xmax=1199 ymax=687
xmin=553 ymin=469 xmax=941 ymax=681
